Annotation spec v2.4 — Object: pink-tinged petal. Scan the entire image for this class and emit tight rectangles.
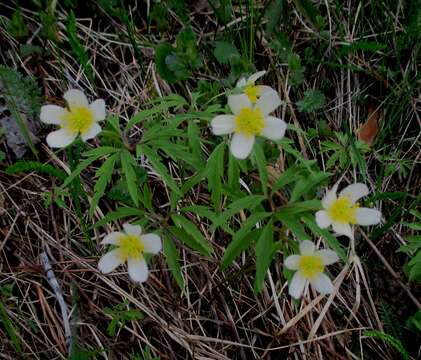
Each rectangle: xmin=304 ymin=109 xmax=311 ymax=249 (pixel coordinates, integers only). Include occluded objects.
xmin=46 ymin=129 xmax=77 ymax=148
xmin=123 ymin=223 xmax=142 ymax=236
xmin=316 ymin=249 xmax=339 ymax=265
xmin=98 ymin=249 xmax=123 ymax=273
xmin=332 ymin=222 xmax=353 ymax=239
xmin=315 ymin=210 xmax=332 ymax=228
xmin=255 ymin=90 xmax=281 ymax=115
xmin=228 ymin=94 xmax=252 ymax=115
xmin=40 ymin=105 xmax=65 ymax=125
xmin=81 ymin=122 xmax=101 ymax=141
xmin=89 ymin=99 xmax=106 ymax=121
xmin=127 ymin=258 xmax=149 ymax=283
xmin=299 ymin=240 xmax=316 ymax=255
xmin=339 ymin=183 xmax=369 ymax=204
xmin=322 ymin=183 xmax=338 ymax=208
xmin=142 ymin=233 xmax=162 ymax=254
xmin=230 ymin=133 xmax=255 ymax=159
xmin=211 ymin=115 xmax=235 ymax=135
xmin=101 ymin=232 xmax=122 ymax=245
xmin=261 ymin=116 xmax=287 ymax=140
xmin=310 ymin=273 xmax=333 ymax=295
xmin=285 ymin=255 xmax=300 ymax=270
xmin=63 ymin=89 xmax=89 ymax=108
xmin=288 ymin=272 xmax=307 ymax=299
xmin=355 ymin=208 xmax=382 ymax=225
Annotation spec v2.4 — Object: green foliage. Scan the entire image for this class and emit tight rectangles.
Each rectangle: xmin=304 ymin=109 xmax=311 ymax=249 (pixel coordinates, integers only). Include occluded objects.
xmin=104 ymin=302 xmax=143 ymax=337
xmin=6 ymin=160 xmax=67 ymax=181
xmin=297 ymin=90 xmax=326 ymax=113
xmin=0 ymin=300 xmax=22 ymax=354
xmin=6 ymin=8 xmax=28 ymax=39
xmin=363 ymin=330 xmax=409 ymax=360
xmin=406 ymin=310 xmax=421 ymax=333
xmin=130 ymin=346 xmax=160 ymax=360
xmin=213 ymin=41 xmax=240 ymax=65
xmin=155 ymin=27 xmax=202 ymax=83
xmin=254 ymin=222 xmax=276 ymax=293
xmin=163 ymin=237 xmax=185 ymax=289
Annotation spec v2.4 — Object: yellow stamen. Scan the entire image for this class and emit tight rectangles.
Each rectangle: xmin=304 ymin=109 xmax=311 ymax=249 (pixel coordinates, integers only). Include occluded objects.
xmin=244 ymin=84 xmax=261 ymax=103
xmin=117 ymin=234 xmax=145 ymax=261
xmin=61 ymin=106 xmax=94 ymax=135
xmin=298 ymin=255 xmax=324 ymax=279
xmin=234 ymin=107 xmax=265 ymax=136
xmin=327 ymin=197 xmax=359 ymax=224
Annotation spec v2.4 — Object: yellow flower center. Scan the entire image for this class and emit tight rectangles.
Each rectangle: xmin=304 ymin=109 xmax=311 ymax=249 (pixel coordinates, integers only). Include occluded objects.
xmin=61 ymin=106 xmax=94 ymax=135
xmin=244 ymin=84 xmax=261 ymax=103
xmin=327 ymin=197 xmax=359 ymax=224
xmin=298 ymin=255 xmax=324 ymax=279
xmin=117 ymin=234 xmax=145 ymax=261
xmin=234 ymin=107 xmax=265 ymax=136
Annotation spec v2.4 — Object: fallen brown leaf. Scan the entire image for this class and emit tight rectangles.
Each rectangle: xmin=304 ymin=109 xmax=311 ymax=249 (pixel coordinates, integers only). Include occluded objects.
xmin=357 ymin=104 xmax=380 ymax=146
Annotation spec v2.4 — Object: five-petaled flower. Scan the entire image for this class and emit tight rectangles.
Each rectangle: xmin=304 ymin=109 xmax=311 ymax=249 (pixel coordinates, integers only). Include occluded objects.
xmin=40 ymin=89 xmax=105 ymax=148
xmin=285 ymin=240 xmax=339 ymax=299
xmin=211 ymin=92 xmax=287 ymax=159
xmin=98 ymin=223 xmax=162 ymax=283
xmin=236 ymin=70 xmax=275 ymax=104
xmin=315 ymin=183 xmax=381 ymax=239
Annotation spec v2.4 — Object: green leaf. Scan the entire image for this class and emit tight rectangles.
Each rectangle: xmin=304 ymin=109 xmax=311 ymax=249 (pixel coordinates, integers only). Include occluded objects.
xmin=213 ymin=41 xmax=240 ymax=64
xmin=227 ymin=152 xmax=240 ymax=191
xmin=363 ymin=330 xmax=409 ymax=360
xmin=138 ymin=145 xmax=182 ymax=196
xmin=276 ymin=213 xmax=308 ymax=241
xmin=253 ymin=143 xmax=268 ymax=196
xmin=155 ymin=43 xmax=177 ymax=83
xmin=120 ymin=150 xmax=140 ymax=207
xmin=94 ymin=207 xmax=144 ymax=228
xmin=254 ymin=222 xmax=275 ymax=294
xmin=89 ymin=153 xmax=118 ymax=217
xmin=296 ymin=89 xmax=325 ymax=113
xmin=271 ymin=165 xmax=304 ymax=194
xmin=276 ymin=200 xmax=322 ymax=216
xmin=290 ymin=172 xmax=331 ymax=202
xmin=220 ymin=212 xmax=272 ymax=270
xmin=171 ymin=214 xmax=213 ymax=256
xmin=206 ymin=143 xmax=225 ymax=210
xmin=163 ymin=237 xmax=185 ymax=289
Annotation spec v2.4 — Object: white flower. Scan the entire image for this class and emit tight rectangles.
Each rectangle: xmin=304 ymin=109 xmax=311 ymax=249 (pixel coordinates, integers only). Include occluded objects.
xmin=40 ymin=89 xmax=105 ymax=148
xmin=236 ymin=70 xmax=275 ymax=104
xmin=285 ymin=240 xmax=339 ymax=299
xmin=315 ymin=183 xmax=382 ymax=239
xmin=98 ymin=223 xmax=162 ymax=283
xmin=211 ymin=92 xmax=287 ymax=159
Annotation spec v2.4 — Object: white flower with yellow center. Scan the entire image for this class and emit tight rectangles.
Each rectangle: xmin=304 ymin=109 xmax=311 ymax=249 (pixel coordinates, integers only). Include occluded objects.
xmin=236 ymin=70 xmax=275 ymax=104
xmin=40 ymin=89 xmax=105 ymax=148
xmin=315 ymin=183 xmax=382 ymax=239
xmin=211 ymin=92 xmax=286 ymax=159
xmin=98 ymin=223 xmax=162 ymax=283
xmin=285 ymin=240 xmax=339 ymax=299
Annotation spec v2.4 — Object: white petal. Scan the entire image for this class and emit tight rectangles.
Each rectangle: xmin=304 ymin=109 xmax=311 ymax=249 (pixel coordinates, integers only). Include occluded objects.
xmin=211 ymin=115 xmax=235 ymax=135
xmin=123 ymin=223 xmax=142 ymax=236
xmin=255 ymin=90 xmax=281 ymax=115
xmin=101 ymin=232 xmax=122 ymax=245
xmin=285 ymin=255 xmax=300 ymax=270
xmin=261 ymin=116 xmax=287 ymax=140
xmin=310 ymin=273 xmax=333 ymax=295
xmin=257 ymin=85 xmax=275 ymax=96
xmin=315 ymin=210 xmax=332 ymax=228
xmin=89 ymin=99 xmax=106 ymax=121
xmin=40 ymin=105 xmax=65 ymax=125
xmin=230 ymin=133 xmax=255 ymax=159
xmin=247 ymin=70 xmax=266 ymax=84
xmin=339 ymin=183 xmax=369 ymax=204
xmin=316 ymin=250 xmax=339 ymax=265
xmin=355 ymin=208 xmax=382 ymax=225
xmin=322 ymin=183 xmax=338 ymax=208
xmin=142 ymin=233 xmax=162 ymax=254
xmin=332 ymin=222 xmax=354 ymax=239
xmin=63 ymin=89 xmax=89 ymax=108
xmin=98 ymin=249 xmax=123 ymax=274
xmin=81 ymin=122 xmax=101 ymax=141
xmin=127 ymin=258 xmax=149 ymax=283
xmin=46 ymin=129 xmax=77 ymax=148
xmin=236 ymin=77 xmax=247 ymax=87
xmin=288 ymin=272 xmax=307 ymax=299
xmin=228 ymin=94 xmax=252 ymax=115
xmin=299 ymin=240 xmax=316 ymax=255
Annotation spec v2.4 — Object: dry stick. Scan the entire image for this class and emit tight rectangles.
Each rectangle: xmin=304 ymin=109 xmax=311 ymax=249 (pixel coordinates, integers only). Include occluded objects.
xmin=360 ymin=232 xmax=421 ymax=310
xmin=40 ymin=251 xmax=72 ymax=354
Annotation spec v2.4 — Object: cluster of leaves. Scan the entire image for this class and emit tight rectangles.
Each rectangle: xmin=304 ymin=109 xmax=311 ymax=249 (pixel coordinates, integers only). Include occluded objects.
xmin=156 ymin=28 xmax=202 ymax=83
xmin=104 ymin=301 xmax=143 ymax=337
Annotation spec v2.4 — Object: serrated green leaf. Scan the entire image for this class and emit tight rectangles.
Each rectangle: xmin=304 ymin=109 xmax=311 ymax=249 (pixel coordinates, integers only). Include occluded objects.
xmin=290 ymin=172 xmax=331 ymax=202
xmin=253 ymin=143 xmax=268 ymax=197
xmin=120 ymin=150 xmax=140 ymax=206
xmin=94 ymin=207 xmax=144 ymax=228
xmin=171 ymin=214 xmax=213 ymax=256
xmin=213 ymin=41 xmax=240 ymax=64
xmin=276 ymin=213 xmax=308 ymax=241
xmin=271 ymin=166 xmax=304 ymax=194
xmin=163 ymin=237 xmax=184 ymax=289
